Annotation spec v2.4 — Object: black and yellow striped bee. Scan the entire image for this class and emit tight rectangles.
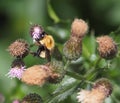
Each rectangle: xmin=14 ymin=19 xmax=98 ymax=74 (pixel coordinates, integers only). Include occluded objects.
xmin=30 ymin=24 xmax=55 ymax=61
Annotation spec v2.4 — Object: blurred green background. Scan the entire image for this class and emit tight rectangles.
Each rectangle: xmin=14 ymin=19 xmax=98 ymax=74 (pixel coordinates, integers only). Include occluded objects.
xmin=0 ymin=0 xmax=120 ymax=103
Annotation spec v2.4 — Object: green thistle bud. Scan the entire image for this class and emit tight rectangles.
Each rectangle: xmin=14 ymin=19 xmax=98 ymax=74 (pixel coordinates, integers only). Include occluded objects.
xmin=63 ymin=36 xmax=82 ymax=60
xmin=93 ymin=78 xmax=113 ymax=97
xmin=97 ymin=35 xmax=117 ymax=59
xmin=47 ymin=60 xmax=65 ymax=83
xmin=21 ymin=93 xmax=43 ymax=103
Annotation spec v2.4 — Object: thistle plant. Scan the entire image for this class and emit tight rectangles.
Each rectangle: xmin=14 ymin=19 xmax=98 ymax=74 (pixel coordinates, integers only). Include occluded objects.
xmin=6 ymin=18 xmax=119 ymax=103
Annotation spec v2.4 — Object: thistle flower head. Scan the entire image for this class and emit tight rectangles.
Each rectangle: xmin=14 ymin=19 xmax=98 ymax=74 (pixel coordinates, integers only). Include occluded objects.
xmin=77 ymin=89 xmax=108 ymax=103
xmin=77 ymin=78 xmax=112 ymax=103
xmin=21 ymin=93 xmax=43 ymax=103
xmin=7 ymin=59 xmax=26 ymax=79
xmin=63 ymin=36 xmax=82 ymax=60
xmin=96 ymin=35 xmax=117 ymax=59
xmin=77 ymin=90 xmax=90 ymax=103
xmin=71 ymin=18 xmax=88 ymax=38
xmin=7 ymin=66 xmax=26 ymax=80
xmin=30 ymin=24 xmax=44 ymax=40
xmin=21 ymin=65 xmax=51 ymax=86
xmin=8 ymin=39 xmax=29 ymax=58
xmin=47 ymin=60 xmax=65 ymax=83
xmin=93 ymin=78 xmax=113 ymax=97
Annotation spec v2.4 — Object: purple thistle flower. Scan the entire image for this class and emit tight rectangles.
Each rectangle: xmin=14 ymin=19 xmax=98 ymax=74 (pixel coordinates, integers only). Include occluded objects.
xmin=32 ymin=27 xmax=41 ymax=39
xmin=7 ymin=66 xmax=26 ymax=79
xmin=30 ymin=25 xmax=44 ymax=40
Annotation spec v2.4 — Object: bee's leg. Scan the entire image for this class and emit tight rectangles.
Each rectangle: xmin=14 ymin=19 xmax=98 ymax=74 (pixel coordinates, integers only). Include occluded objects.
xmin=30 ymin=51 xmax=37 ymax=57
xmin=36 ymin=46 xmax=44 ymax=57
xmin=30 ymin=46 xmax=44 ymax=57
xmin=45 ymin=48 xmax=51 ymax=62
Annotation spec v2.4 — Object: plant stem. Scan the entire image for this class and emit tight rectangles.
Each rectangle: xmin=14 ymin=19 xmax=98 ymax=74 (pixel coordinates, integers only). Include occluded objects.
xmin=66 ymin=70 xmax=94 ymax=85
xmin=94 ymin=57 xmax=102 ymax=68
xmin=64 ymin=60 xmax=70 ymax=70
xmin=66 ymin=70 xmax=84 ymax=80
xmin=84 ymin=57 xmax=102 ymax=78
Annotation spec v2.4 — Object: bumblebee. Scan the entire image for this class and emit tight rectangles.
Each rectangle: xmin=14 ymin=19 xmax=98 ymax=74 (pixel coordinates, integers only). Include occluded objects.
xmin=30 ymin=24 xmax=55 ymax=61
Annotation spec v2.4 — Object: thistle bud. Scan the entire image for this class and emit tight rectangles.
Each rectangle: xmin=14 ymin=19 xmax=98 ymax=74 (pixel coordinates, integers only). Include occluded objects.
xmin=63 ymin=36 xmax=82 ymax=60
xmin=11 ymin=58 xmax=25 ymax=68
xmin=8 ymin=39 xmax=29 ymax=58
xmin=47 ymin=60 xmax=65 ymax=83
xmin=93 ymin=78 xmax=113 ymax=97
xmin=71 ymin=18 xmax=88 ymax=38
xmin=21 ymin=65 xmax=51 ymax=86
xmin=21 ymin=93 xmax=43 ymax=103
xmin=97 ymin=35 xmax=117 ymax=59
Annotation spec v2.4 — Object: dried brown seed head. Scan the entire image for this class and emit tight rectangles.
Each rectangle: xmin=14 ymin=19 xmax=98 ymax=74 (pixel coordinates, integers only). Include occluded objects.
xmin=21 ymin=65 xmax=50 ymax=86
xmin=8 ymin=39 xmax=29 ymax=58
xmin=71 ymin=18 xmax=88 ymax=38
xmin=97 ymin=35 xmax=117 ymax=59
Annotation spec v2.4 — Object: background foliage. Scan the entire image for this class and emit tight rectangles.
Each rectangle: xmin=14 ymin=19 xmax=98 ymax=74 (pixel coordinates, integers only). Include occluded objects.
xmin=0 ymin=0 xmax=120 ymax=102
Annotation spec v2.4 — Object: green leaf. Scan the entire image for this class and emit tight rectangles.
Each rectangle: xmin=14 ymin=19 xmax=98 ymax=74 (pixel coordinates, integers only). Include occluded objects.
xmin=47 ymin=0 xmax=60 ymax=23
xmin=82 ymin=33 xmax=97 ymax=62
xmin=45 ymin=77 xmax=79 ymax=103
xmin=50 ymin=86 xmax=76 ymax=103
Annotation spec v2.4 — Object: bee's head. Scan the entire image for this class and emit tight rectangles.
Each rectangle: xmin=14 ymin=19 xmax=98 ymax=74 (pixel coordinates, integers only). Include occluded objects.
xmin=30 ymin=24 xmax=45 ymax=41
